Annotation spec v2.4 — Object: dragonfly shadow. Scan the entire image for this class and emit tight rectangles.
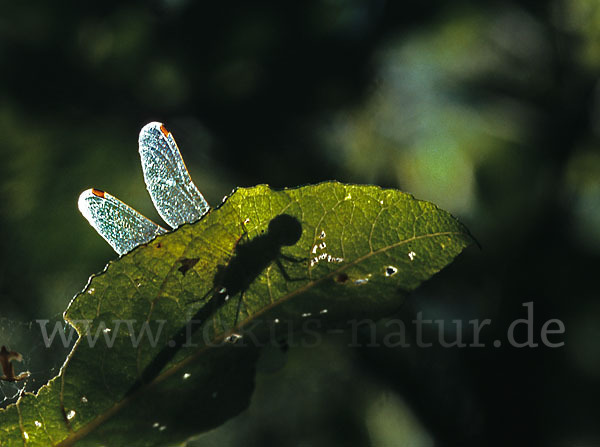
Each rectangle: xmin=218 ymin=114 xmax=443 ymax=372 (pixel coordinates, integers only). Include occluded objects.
xmin=127 ymin=214 xmax=303 ymax=396
xmin=213 ymin=213 xmax=304 ymax=311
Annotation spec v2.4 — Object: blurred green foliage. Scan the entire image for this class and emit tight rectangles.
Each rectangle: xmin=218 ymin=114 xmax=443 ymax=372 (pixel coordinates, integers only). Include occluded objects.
xmin=0 ymin=0 xmax=599 ymax=445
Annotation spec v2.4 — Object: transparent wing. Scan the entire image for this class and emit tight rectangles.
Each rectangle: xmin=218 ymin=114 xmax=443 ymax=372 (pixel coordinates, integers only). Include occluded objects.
xmin=78 ymin=188 xmax=167 ymax=255
xmin=138 ymin=122 xmax=210 ymax=229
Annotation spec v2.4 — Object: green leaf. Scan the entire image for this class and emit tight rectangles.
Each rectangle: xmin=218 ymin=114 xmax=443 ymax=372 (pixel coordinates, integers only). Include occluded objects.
xmin=0 ymin=182 xmax=474 ymax=447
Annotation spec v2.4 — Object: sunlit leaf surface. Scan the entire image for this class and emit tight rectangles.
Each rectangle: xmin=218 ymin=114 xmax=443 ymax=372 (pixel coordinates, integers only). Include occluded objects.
xmin=0 ymin=182 xmax=473 ymax=447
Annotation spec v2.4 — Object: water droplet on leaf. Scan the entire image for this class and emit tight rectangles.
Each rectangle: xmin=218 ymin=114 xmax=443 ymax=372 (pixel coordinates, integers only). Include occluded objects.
xmin=225 ymin=333 xmax=243 ymax=344
xmin=385 ymin=266 xmax=398 ymax=277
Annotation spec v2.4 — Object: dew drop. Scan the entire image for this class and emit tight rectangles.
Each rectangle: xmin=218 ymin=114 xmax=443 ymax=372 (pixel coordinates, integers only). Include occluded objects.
xmin=66 ymin=410 xmax=76 ymax=420
xmin=87 ymin=288 xmax=95 ymax=294
xmin=153 ymin=422 xmax=160 ymax=428
xmin=274 ymin=318 xmax=280 ymax=324
xmin=218 ymin=287 xmax=227 ymax=294
xmin=159 ymin=426 xmax=167 ymax=432
xmin=225 ymin=333 xmax=243 ymax=344
xmin=408 ymin=251 xmax=416 ymax=261
xmin=34 ymin=421 xmax=42 ymax=428
xmin=380 ymin=200 xmax=384 ymax=205
xmin=81 ymin=396 xmax=88 ymax=403
xmin=301 ymin=312 xmax=312 ymax=318
xmin=354 ymin=278 xmax=369 ymax=285
xmin=345 ymin=194 xmax=352 ymax=200
xmin=23 ymin=432 xmax=29 ymax=440
xmin=183 ymin=373 xmax=191 ymax=380
xmin=385 ymin=266 xmax=398 ymax=277
xmin=319 ymin=309 xmax=328 ymax=314
xmin=103 ymin=328 xmax=111 ymax=334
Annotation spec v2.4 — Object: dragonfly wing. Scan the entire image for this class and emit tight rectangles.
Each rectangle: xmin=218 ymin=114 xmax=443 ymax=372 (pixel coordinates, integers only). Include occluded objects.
xmin=78 ymin=189 xmax=167 ymax=255
xmin=138 ymin=122 xmax=210 ymax=229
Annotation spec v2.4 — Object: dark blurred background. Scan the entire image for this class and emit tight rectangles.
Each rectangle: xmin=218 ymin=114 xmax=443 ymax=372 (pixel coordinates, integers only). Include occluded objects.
xmin=1 ymin=0 xmax=599 ymax=445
